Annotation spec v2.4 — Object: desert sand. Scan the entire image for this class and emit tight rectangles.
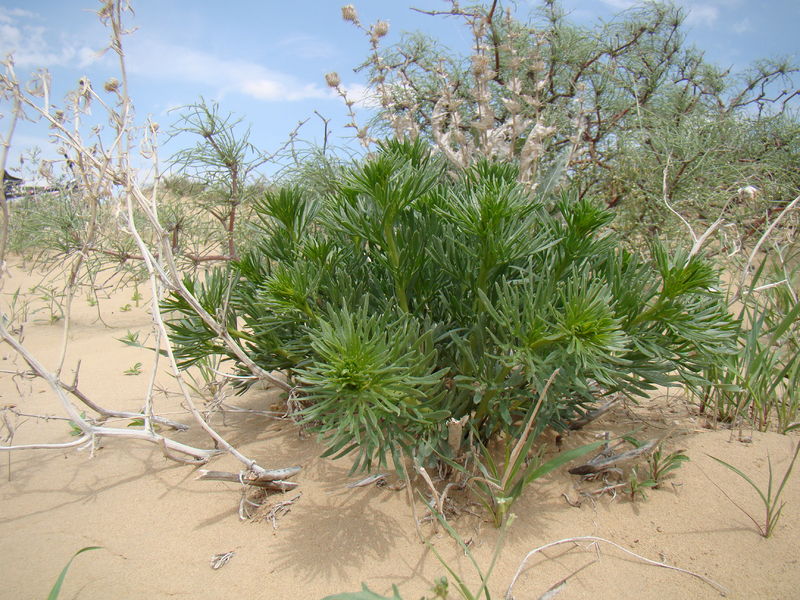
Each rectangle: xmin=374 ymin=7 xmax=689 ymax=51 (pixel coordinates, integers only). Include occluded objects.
xmin=1 ymin=259 xmax=798 ymax=600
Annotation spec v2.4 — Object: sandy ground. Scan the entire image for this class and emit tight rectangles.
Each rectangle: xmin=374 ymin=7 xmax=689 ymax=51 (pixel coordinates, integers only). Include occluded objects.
xmin=1 ymin=260 xmax=798 ymax=600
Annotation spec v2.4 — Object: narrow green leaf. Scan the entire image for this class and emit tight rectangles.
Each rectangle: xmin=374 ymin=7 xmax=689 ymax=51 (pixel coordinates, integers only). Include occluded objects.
xmin=707 ymin=454 xmax=769 ymax=506
xmin=522 ymin=440 xmax=605 ymax=487
xmin=47 ymin=546 xmax=102 ymax=600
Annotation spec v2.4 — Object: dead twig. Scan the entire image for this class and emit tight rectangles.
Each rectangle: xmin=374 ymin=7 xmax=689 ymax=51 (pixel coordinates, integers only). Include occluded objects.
xmin=196 ymin=468 xmax=301 ymax=491
xmin=568 ymin=438 xmax=659 ymax=476
xmin=537 ymin=559 xmax=598 ymax=600
xmin=505 ymin=536 xmax=728 ymax=598
xmin=567 ymin=397 xmax=619 ymax=430
xmin=210 ymin=550 xmax=235 ymax=570
xmin=264 ymin=492 xmax=302 ymax=530
xmin=345 ymin=473 xmax=388 ymax=488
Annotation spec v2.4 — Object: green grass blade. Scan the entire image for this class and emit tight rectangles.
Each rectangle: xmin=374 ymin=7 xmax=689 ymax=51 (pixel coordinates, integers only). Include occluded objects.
xmin=47 ymin=546 xmax=102 ymax=600
xmin=473 ymin=514 xmax=514 ymax=600
xmin=423 ymin=497 xmax=479 ymax=598
xmin=426 ymin=542 xmax=475 ymax=600
xmin=765 ymin=298 xmax=800 ymax=347
xmin=766 ymin=455 xmax=775 ymax=504
xmin=766 ymin=502 xmax=786 ymax=537
xmin=707 ymin=454 xmax=769 ymax=506
xmin=771 ymin=441 xmax=800 ymax=512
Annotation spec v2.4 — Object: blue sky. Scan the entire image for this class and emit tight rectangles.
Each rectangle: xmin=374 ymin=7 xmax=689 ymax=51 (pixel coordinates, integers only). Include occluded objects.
xmin=1 ymin=0 xmax=798 ymax=179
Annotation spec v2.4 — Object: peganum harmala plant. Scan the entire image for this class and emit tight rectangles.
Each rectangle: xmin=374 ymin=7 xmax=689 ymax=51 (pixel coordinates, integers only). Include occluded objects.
xmin=164 ymin=138 xmax=736 ymax=472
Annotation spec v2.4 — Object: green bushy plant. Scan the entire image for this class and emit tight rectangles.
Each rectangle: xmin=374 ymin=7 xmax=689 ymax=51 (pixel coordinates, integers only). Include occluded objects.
xmin=163 ymin=138 xmax=735 ymax=472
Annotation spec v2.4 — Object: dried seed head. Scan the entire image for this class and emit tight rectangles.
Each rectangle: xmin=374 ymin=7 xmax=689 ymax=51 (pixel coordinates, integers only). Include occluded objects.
xmin=26 ymin=76 xmax=46 ymax=98
xmin=341 ymin=4 xmax=358 ymax=23
xmin=38 ymin=160 xmax=54 ymax=180
xmin=471 ymin=54 xmax=491 ymax=76
xmin=373 ymin=20 xmax=389 ymax=38
xmin=97 ymin=1 xmax=113 ymax=20
xmin=104 ymin=77 xmax=120 ymax=93
xmin=150 ymin=121 xmax=159 ymax=133
xmin=531 ymin=122 xmax=556 ymax=139
xmin=325 ymin=72 xmax=341 ymax=88
xmin=77 ymin=77 xmax=92 ymax=100
xmin=738 ymin=185 xmax=759 ymax=200
xmin=502 ymin=98 xmax=521 ymax=114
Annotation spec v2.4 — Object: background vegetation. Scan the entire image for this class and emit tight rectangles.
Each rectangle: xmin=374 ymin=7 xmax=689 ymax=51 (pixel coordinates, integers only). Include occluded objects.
xmin=0 ymin=0 xmax=797 ymax=541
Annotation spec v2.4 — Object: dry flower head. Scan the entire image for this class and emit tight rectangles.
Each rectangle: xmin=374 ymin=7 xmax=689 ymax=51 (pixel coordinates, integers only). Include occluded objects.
xmin=373 ymin=20 xmax=389 ymax=38
xmin=341 ymin=4 xmax=358 ymax=24
xmin=325 ymin=72 xmax=341 ymax=88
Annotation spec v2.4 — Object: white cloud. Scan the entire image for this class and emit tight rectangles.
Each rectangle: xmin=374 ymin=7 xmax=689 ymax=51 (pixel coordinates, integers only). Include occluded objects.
xmin=240 ymin=79 xmax=284 ymax=100
xmin=0 ymin=7 xmax=37 ymax=24
xmin=685 ymin=3 xmax=720 ymax=27
xmin=8 ymin=133 xmax=59 ymax=166
xmin=0 ymin=10 xmax=101 ymax=69
xmin=340 ymin=82 xmax=379 ymax=108
xmin=0 ymin=22 xmax=22 ymax=46
xmin=598 ymin=0 xmax=638 ymax=9
xmin=6 ymin=30 xmax=77 ymax=66
xmin=77 ymin=47 xmax=104 ymax=69
xmin=276 ymin=35 xmax=337 ymax=60
xmin=732 ymin=17 xmax=752 ymax=34
xmin=590 ymin=0 xmax=735 ymax=28
xmin=125 ymin=38 xmax=332 ymax=103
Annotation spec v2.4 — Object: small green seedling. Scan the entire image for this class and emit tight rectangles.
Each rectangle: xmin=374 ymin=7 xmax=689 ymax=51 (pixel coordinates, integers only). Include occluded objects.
xmin=118 ymin=330 xmax=140 ymax=346
xmin=708 ymin=440 xmax=800 ymax=538
xmin=123 ymin=362 xmax=143 ymax=376
xmin=119 ymin=303 xmax=132 ymax=312
xmin=31 ymin=285 xmax=64 ymax=324
xmin=67 ymin=412 xmax=87 ymax=437
xmin=427 ymin=577 xmax=449 ymax=599
xmin=648 ymin=445 xmax=689 ymax=488
xmin=628 ymin=467 xmax=657 ymax=502
xmin=127 ymin=418 xmax=161 ymax=432
xmin=623 ymin=436 xmax=689 ymax=489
